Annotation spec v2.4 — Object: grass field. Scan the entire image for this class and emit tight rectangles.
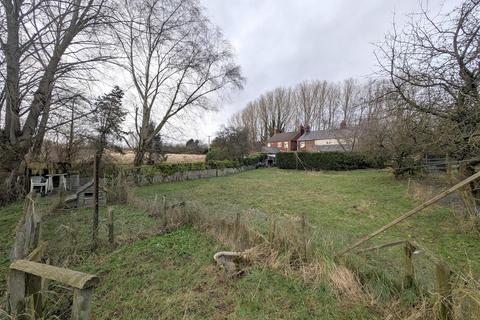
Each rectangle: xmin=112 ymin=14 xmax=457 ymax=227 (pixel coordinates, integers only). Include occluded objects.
xmin=1 ymin=168 xmax=479 ymax=318
xmin=135 ymin=168 xmax=480 ymax=275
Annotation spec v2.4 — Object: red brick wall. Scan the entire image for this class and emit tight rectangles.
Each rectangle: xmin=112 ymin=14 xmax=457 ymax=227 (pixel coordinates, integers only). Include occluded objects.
xmin=297 ymin=140 xmax=316 ymax=152
xmin=267 ymin=141 xmax=295 ymax=152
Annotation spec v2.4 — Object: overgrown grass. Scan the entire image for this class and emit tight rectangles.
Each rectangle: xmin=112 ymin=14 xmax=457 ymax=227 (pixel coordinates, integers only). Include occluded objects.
xmin=2 ymin=168 xmax=480 ymax=318
xmin=77 ymin=226 xmax=376 ymax=319
xmin=134 ymin=168 xmax=480 ymax=275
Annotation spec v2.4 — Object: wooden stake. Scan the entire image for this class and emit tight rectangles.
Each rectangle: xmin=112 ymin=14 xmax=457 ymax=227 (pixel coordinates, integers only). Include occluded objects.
xmin=301 ymin=214 xmax=308 ymax=262
xmin=8 ymin=269 xmax=26 ymax=319
xmin=436 ymin=262 xmax=453 ymax=320
xmin=404 ymin=242 xmax=415 ymax=289
xmin=71 ymin=288 xmax=94 ymax=320
xmin=92 ymin=153 xmax=100 ymax=252
xmin=26 ymin=274 xmax=42 ymax=319
xmin=107 ymin=207 xmax=114 ymax=245
xmin=337 ymin=170 xmax=480 ymax=256
xmin=162 ymin=195 xmax=167 ymax=228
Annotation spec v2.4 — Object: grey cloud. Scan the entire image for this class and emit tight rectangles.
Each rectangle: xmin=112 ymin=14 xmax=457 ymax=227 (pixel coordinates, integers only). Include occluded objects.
xmin=192 ymin=0 xmax=460 ymax=140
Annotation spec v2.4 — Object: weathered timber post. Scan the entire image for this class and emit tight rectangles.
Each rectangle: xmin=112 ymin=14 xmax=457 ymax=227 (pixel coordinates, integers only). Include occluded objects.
xmin=234 ymin=212 xmax=240 ymax=246
xmin=152 ymin=194 xmax=158 ymax=215
xmin=9 ymin=260 xmax=99 ymax=320
xmin=8 ymin=269 xmax=26 ymax=319
xmin=301 ymin=214 xmax=308 ymax=262
xmin=72 ymin=288 xmax=94 ymax=320
xmin=107 ymin=207 xmax=114 ymax=245
xmin=162 ymin=195 xmax=167 ymax=228
xmin=26 ymin=274 xmax=42 ymax=319
xmin=92 ymin=153 xmax=100 ymax=252
xmin=436 ymin=262 xmax=453 ymax=320
xmin=403 ymin=242 xmax=415 ymax=289
xmin=25 ymin=242 xmax=48 ymax=319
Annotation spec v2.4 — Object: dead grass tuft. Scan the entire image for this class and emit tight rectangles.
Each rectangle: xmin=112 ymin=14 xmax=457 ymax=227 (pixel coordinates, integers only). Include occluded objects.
xmin=329 ymin=265 xmax=364 ymax=301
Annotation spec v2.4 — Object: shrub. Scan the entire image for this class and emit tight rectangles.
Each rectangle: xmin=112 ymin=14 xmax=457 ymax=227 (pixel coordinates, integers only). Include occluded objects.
xmin=242 ymin=153 xmax=267 ymax=166
xmin=207 ymin=160 xmax=239 ymax=169
xmin=139 ymin=162 xmax=206 ymax=177
xmin=276 ymin=152 xmax=371 ymax=171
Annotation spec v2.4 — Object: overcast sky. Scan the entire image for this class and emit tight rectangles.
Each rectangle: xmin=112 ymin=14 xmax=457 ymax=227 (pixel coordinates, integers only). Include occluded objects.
xmin=187 ymin=0 xmax=458 ymax=142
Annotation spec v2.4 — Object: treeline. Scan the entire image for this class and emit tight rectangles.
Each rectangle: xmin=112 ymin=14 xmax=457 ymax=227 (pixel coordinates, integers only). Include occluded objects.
xmin=230 ymin=79 xmax=387 ymax=150
xmin=230 ymin=0 xmax=480 ymax=206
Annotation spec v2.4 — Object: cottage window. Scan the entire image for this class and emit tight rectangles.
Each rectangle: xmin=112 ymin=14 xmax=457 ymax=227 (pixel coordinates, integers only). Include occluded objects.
xmin=284 ymin=141 xmax=288 ymax=148
xmin=267 ymin=143 xmax=271 ymax=147
xmin=300 ymin=141 xmax=305 ymax=148
xmin=277 ymin=142 xmax=282 ymax=147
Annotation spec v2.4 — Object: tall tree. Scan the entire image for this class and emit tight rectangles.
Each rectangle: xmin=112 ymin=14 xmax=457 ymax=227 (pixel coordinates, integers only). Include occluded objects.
xmin=90 ymin=85 xmax=125 ymax=251
xmin=377 ymin=0 xmax=480 ymax=210
xmin=114 ymin=0 xmax=243 ymax=166
xmin=0 ymin=0 xmax=109 ymax=203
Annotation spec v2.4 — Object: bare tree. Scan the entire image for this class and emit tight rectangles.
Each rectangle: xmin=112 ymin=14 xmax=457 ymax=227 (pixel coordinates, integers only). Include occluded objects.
xmin=0 ymin=0 xmax=110 ymax=203
xmin=114 ymin=0 xmax=243 ymax=166
xmin=376 ymin=0 xmax=480 ymax=210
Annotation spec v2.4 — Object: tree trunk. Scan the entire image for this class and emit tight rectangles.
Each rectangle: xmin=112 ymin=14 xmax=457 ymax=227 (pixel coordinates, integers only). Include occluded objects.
xmin=31 ymin=104 xmax=51 ymax=160
xmin=459 ymin=163 xmax=480 ymax=216
xmin=133 ymin=144 xmax=146 ymax=167
xmin=0 ymin=145 xmax=25 ymax=205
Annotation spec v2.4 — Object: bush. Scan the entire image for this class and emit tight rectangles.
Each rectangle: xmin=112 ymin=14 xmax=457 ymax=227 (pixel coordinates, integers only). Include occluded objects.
xmin=276 ymin=152 xmax=371 ymax=171
xmin=207 ymin=160 xmax=239 ymax=169
xmin=140 ymin=162 xmax=206 ymax=177
xmin=242 ymin=153 xmax=267 ymax=166
xmin=205 ymin=148 xmax=225 ymax=161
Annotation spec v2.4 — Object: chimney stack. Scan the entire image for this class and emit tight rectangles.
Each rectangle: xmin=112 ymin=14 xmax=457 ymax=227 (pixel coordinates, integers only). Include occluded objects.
xmin=340 ymin=120 xmax=347 ymax=129
xmin=299 ymin=125 xmax=305 ymax=135
xmin=305 ymin=125 xmax=311 ymax=133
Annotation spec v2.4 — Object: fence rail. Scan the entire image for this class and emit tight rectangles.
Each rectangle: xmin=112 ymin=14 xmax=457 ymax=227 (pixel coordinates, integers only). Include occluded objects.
xmin=7 ymin=192 xmax=99 ymax=320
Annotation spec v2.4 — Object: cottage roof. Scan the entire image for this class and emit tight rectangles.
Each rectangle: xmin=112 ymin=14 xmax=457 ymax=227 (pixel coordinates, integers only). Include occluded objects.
xmin=297 ymin=128 xmax=352 ymax=141
xmin=267 ymin=131 xmax=299 ymax=142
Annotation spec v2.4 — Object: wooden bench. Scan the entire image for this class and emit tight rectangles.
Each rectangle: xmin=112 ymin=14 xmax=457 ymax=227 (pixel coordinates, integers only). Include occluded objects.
xmin=9 ymin=259 xmax=99 ymax=320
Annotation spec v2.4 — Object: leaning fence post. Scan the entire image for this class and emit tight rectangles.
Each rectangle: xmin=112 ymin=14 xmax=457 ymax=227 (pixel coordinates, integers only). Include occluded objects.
xmin=71 ymin=288 xmax=94 ymax=320
xmin=403 ymin=242 xmax=415 ymax=289
xmin=435 ymin=262 xmax=453 ymax=320
xmin=107 ymin=207 xmax=114 ymax=245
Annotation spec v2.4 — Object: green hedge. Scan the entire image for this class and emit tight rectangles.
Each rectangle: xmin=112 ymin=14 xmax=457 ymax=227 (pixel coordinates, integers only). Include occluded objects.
xmin=140 ymin=162 xmax=206 ymax=177
xmin=276 ymin=152 xmax=370 ymax=171
xmin=206 ymin=160 xmax=239 ymax=169
xmin=242 ymin=153 xmax=267 ymax=166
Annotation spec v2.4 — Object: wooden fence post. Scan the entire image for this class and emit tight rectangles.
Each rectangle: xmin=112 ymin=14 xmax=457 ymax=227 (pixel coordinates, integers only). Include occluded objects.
xmin=92 ymin=153 xmax=100 ymax=252
xmin=404 ymin=242 xmax=415 ymax=289
xmin=234 ymin=212 xmax=240 ymax=245
xmin=26 ymin=274 xmax=42 ymax=319
xmin=152 ymin=194 xmax=158 ymax=215
xmin=107 ymin=207 xmax=114 ymax=245
xmin=162 ymin=195 xmax=167 ymax=228
xmin=436 ymin=262 xmax=453 ymax=320
xmin=8 ymin=269 xmax=26 ymax=319
xmin=71 ymin=288 xmax=94 ymax=320
xmin=301 ymin=214 xmax=308 ymax=262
